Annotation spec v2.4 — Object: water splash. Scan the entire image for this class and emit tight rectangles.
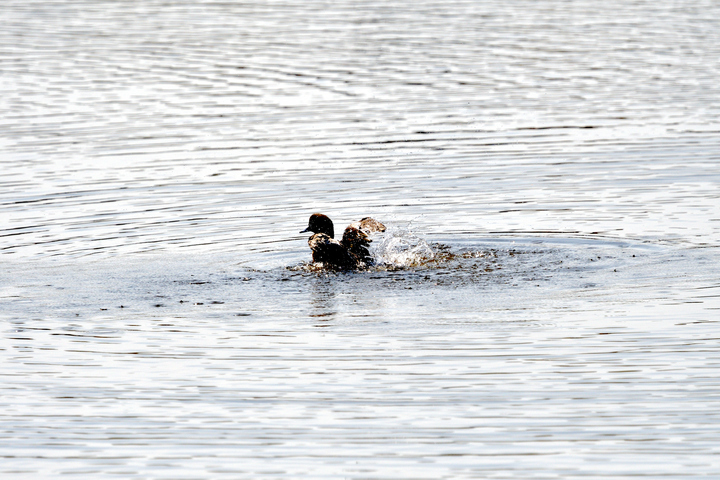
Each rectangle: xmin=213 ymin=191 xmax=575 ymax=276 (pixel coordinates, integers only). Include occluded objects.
xmin=370 ymin=225 xmax=436 ymax=268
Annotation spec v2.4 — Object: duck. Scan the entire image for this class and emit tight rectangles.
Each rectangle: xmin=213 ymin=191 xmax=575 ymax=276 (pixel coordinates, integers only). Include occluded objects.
xmin=300 ymin=213 xmax=386 ymax=270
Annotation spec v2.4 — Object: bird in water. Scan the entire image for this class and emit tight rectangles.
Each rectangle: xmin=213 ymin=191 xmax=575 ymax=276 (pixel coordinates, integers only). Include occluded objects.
xmin=300 ymin=213 xmax=386 ymax=270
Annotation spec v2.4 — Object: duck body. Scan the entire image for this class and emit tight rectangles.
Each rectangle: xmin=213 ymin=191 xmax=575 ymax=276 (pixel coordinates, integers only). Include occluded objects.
xmin=307 ymin=233 xmax=358 ymax=269
xmin=300 ymin=213 xmax=386 ymax=270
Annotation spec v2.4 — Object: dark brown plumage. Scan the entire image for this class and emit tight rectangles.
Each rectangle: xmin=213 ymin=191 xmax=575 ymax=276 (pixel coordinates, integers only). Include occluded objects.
xmin=300 ymin=213 xmax=386 ymax=270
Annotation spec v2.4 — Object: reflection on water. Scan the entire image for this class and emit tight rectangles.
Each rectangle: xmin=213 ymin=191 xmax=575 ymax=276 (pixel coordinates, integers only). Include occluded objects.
xmin=2 ymin=0 xmax=720 ymax=478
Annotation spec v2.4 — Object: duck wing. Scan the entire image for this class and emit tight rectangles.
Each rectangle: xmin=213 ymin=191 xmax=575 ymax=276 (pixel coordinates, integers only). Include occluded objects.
xmin=341 ymin=218 xmax=386 ymax=265
xmin=341 ymin=226 xmax=371 ymax=263
xmin=348 ymin=217 xmax=386 ymax=234
xmin=308 ymin=233 xmax=358 ymax=270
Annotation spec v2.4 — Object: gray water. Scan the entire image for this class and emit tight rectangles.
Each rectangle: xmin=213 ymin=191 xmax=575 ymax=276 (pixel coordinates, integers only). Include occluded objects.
xmin=2 ymin=0 xmax=720 ymax=478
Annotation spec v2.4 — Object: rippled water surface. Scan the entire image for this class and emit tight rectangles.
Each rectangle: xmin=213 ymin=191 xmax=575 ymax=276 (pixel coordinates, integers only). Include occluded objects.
xmin=2 ymin=0 xmax=720 ymax=478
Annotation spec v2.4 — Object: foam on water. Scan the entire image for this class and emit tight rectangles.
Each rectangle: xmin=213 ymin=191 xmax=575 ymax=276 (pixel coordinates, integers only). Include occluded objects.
xmin=370 ymin=224 xmax=436 ymax=268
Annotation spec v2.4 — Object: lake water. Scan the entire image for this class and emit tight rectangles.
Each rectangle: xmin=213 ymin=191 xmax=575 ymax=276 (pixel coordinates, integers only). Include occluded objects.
xmin=2 ymin=0 xmax=720 ymax=478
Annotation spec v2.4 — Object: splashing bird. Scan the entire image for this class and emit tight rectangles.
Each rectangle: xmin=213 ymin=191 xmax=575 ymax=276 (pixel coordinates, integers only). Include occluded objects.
xmin=300 ymin=213 xmax=386 ymax=270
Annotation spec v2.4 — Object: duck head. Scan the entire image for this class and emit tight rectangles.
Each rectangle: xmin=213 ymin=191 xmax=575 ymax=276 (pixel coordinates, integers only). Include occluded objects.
xmin=300 ymin=213 xmax=335 ymax=238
